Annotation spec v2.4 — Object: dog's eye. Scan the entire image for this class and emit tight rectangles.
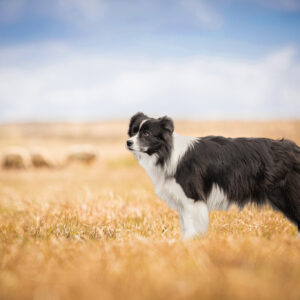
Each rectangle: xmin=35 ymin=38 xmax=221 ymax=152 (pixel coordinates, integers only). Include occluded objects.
xmin=143 ymin=131 xmax=150 ymax=137
xmin=132 ymin=126 xmax=138 ymax=134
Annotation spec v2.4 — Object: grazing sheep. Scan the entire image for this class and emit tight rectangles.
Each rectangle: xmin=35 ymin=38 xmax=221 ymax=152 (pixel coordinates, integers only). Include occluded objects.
xmin=30 ymin=150 xmax=56 ymax=168
xmin=66 ymin=145 xmax=98 ymax=165
xmin=2 ymin=148 xmax=31 ymax=169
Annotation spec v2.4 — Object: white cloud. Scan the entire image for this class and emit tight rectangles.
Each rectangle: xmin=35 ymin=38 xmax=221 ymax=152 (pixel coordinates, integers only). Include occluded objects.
xmin=0 ymin=43 xmax=299 ymax=121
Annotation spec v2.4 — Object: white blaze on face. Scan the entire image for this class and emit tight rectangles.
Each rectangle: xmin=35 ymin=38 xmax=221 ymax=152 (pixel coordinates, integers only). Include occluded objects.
xmin=127 ymin=134 xmax=139 ymax=151
xmin=139 ymin=119 xmax=149 ymax=129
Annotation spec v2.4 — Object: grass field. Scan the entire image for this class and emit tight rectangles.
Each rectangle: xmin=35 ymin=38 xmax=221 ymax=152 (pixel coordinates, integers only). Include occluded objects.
xmin=0 ymin=120 xmax=300 ymax=300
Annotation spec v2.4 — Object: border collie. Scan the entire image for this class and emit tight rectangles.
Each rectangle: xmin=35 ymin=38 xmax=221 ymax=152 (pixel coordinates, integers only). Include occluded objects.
xmin=126 ymin=112 xmax=300 ymax=238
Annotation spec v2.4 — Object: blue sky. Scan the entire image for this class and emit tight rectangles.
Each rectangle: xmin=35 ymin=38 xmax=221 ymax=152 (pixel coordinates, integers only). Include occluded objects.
xmin=0 ymin=0 xmax=300 ymax=121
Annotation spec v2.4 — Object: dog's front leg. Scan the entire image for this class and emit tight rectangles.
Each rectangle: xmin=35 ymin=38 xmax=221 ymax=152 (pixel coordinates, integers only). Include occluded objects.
xmin=179 ymin=201 xmax=209 ymax=239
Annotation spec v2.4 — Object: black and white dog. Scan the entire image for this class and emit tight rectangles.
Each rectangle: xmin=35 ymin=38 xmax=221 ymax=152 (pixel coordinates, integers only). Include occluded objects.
xmin=126 ymin=112 xmax=300 ymax=238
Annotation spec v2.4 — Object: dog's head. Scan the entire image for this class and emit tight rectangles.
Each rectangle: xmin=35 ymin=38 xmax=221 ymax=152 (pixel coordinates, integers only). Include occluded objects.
xmin=126 ymin=112 xmax=174 ymax=157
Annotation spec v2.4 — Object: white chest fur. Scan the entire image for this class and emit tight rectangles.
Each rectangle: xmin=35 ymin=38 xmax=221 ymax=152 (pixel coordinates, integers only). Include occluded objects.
xmin=134 ymin=152 xmax=180 ymax=210
xmin=135 ymin=150 xmax=209 ymax=238
xmin=134 ymin=133 xmax=196 ymax=211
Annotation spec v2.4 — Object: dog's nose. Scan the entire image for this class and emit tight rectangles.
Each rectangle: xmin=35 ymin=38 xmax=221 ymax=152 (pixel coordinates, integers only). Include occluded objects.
xmin=127 ymin=140 xmax=133 ymax=147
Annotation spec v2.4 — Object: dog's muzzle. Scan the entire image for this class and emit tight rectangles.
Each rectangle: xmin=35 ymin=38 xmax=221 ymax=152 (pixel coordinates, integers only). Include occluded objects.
xmin=126 ymin=140 xmax=133 ymax=150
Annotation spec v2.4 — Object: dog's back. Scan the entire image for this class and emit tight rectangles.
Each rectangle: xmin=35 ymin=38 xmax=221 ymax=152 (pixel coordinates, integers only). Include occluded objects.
xmin=175 ymin=136 xmax=300 ymax=230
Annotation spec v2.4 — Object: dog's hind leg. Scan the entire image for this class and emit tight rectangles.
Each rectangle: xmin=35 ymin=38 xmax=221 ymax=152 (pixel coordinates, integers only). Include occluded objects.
xmin=268 ymin=191 xmax=298 ymax=226
xmin=286 ymin=171 xmax=300 ymax=235
xmin=290 ymin=148 xmax=300 ymax=236
xmin=268 ymin=175 xmax=300 ymax=235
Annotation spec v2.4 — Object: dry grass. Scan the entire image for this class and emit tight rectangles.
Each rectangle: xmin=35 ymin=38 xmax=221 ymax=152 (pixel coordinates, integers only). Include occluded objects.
xmin=0 ymin=120 xmax=300 ymax=300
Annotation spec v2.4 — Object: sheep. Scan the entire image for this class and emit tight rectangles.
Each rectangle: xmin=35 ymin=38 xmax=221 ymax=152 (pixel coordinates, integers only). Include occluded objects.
xmin=2 ymin=147 xmax=31 ymax=169
xmin=30 ymin=149 xmax=57 ymax=168
xmin=66 ymin=145 xmax=98 ymax=165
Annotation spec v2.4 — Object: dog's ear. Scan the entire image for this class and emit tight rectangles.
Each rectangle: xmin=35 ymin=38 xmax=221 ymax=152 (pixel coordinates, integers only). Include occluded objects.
xmin=159 ymin=116 xmax=174 ymax=134
xmin=128 ymin=112 xmax=148 ymax=137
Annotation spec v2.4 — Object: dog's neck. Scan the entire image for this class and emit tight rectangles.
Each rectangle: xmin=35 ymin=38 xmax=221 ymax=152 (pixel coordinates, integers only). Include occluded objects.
xmin=134 ymin=133 xmax=196 ymax=182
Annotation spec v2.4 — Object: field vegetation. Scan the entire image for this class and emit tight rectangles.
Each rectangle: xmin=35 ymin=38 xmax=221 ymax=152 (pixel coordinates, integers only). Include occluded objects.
xmin=0 ymin=120 xmax=300 ymax=300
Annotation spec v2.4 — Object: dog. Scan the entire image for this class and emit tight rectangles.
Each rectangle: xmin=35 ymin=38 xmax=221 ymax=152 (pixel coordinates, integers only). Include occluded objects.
xmin=126 ymin=112 xmax=300 ymax=238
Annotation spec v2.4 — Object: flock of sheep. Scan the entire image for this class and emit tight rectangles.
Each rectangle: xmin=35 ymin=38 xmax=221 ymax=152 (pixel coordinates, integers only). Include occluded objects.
xmin=1 ymin=145 xmax=98 ymax=170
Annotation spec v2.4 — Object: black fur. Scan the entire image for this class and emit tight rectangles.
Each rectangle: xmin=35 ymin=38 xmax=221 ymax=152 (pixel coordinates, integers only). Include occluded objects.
xmin=144 ymin=117 xmax=174 ymax=166
xmin=128 ymin=112 xmax=300 ymax=231
xmin=128 ymin=113 xmax=174 ymax=166
xmin=174 ymin=136 xmax=300 ymax=230
xmin=128 ymin=112 xmax=149 ymax=137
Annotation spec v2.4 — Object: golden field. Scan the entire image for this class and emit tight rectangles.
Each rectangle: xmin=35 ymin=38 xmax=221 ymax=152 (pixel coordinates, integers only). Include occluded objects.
xmin=0 ymin=120 xmax=300 ymax=300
